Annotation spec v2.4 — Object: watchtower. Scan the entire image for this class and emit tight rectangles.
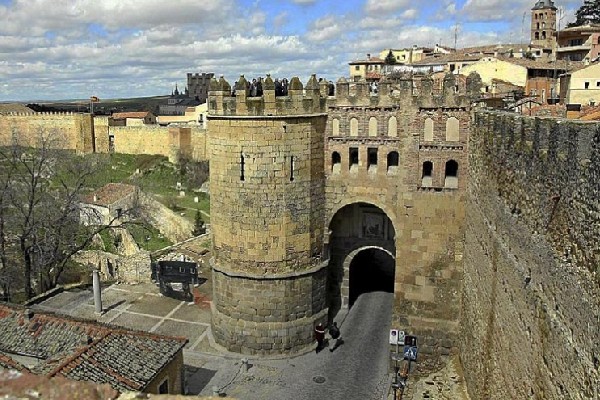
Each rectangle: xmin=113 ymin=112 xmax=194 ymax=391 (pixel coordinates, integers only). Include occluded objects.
xmin=207 ymin=74 xmax=329 ymax=354
xmin=531 ymin=0 xmax=557 ymax=50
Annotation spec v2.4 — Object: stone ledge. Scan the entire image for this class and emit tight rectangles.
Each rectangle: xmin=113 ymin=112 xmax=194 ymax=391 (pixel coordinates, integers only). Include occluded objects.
xmin=210 ymin=258 xmax=329 ymax=280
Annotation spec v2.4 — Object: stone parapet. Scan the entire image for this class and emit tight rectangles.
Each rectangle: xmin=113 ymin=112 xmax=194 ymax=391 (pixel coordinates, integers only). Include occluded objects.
xmin=208 ymin=72 xmax=482 ymax=117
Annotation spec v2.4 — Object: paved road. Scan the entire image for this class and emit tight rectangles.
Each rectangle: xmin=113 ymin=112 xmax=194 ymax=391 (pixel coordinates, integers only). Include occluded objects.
xmin=301 ymin=291 xmax=394 ymax=400
xmin=211 ymin=291 xmax=394 ymax=400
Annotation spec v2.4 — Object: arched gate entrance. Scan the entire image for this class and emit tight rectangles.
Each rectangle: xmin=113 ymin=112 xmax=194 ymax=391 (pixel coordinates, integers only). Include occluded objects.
xmin=327 ymin=202 xmax=396 ymax=317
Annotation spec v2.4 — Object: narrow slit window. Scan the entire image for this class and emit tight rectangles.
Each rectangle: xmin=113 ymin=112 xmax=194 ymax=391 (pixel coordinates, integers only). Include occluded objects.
xmin=421 ymin=161 xmax=433 ymax=187
xmin=290 ymin=155 xmax=295 ymax=181
xmin=349 ymin=147 xmax=359 ymax=169
xmin=332 ymin=152 xmax=341 ymax=174
xmin=240 ymin=153 xmax=245 ymax=181
xmin=445 ymin=160 xmax=459 ymax=188
xmin=368 ymin=148 xmax=378 ymax=170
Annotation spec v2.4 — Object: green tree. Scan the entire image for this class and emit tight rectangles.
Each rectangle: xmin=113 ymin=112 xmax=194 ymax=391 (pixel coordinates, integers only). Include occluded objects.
xmin=0 ymin=130 xmax=138 ymax=301
xmin=568 ymin=0 xmax=600 ymax=27
xmin=192 ymin=208 xmax=206 ymax=236
xmin=384 ymin=50 xmax=397 ymax=65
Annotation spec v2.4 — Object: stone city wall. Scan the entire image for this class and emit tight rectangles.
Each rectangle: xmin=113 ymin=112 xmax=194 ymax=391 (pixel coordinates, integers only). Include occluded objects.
xmin=461 ymin=111 xmax=600 ymax=399
xmin=0 ymin=112 xmax=208 ymax=162
xmin=0 ymin=112 xmax=92 ymax=153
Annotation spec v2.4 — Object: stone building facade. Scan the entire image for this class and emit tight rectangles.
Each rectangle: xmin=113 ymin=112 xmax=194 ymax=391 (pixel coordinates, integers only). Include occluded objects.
xmin=206 ymin=72 xmax=481 ymax=356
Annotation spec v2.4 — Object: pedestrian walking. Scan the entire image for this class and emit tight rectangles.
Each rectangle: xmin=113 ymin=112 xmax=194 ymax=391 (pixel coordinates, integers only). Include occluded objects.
xmin=328 ymin=321 xmax=342 ymax=352
xmin=314 ymin=323 xmax=325 ymax=353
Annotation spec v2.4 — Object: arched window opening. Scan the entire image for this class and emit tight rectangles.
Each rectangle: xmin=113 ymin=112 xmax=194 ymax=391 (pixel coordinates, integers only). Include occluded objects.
xmin=367 ymin=148 xmax=378 ymax=172
xmin=542 ymin=31 xmax=546 ymax=40
xmin=387 ymin=151 xmax=399 ymax=174
xmin=350 ymin=118 xmax=358 ymax=137
xmin=535 ymin=32 xmax=540 ymax=40
xmin=349 ymin=147 xmax=359 ymax=171
xmin=332 ymin=151 xmax=341 ymax=174
xmin=332 ymin=118 xmax=340 ymax=136
xmin=368 ymin=117 xmax=378 ymax=137
xmin=445 ymin=160 xmax=458 ymax=188
xmin=445 ymin=117 xmax=459 ymax=141
xmin=421 ymin=161 xmax=433 ymax=187
xmin=290 ymin=155 xmax=295 ymax=182
xmin=388 ymin=116 xmax=397 ymax=137
xmin=424 ymin=118 xmax=434 ymax=141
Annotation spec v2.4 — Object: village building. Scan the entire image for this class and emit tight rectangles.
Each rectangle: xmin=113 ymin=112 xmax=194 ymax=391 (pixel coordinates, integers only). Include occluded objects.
xmin=109 ymin=111 xmax=156 ymax=126
xmin=0 ymin=303 xmax=187 ymax=395
xmin=79 ymin=183 xmax=138 ymax=226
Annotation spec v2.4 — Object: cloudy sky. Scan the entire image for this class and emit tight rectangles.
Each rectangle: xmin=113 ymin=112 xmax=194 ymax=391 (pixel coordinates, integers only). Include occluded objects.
xmin=0 ymin=0 xmax=581 ymax=101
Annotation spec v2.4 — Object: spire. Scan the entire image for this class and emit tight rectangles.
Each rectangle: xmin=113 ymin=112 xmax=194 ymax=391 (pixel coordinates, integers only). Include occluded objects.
xmin=174 ymin=83 xmax=179 ymax=96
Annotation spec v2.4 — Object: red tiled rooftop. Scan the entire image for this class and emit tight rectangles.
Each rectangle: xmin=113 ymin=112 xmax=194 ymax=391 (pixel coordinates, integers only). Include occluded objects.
xmin=81 ymin=183 xmax=137 ymax=207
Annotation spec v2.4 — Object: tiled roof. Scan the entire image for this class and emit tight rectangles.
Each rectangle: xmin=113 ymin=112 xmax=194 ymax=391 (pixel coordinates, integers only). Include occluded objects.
xmin=496 ymin=56 xmax=573 ymax=71
xmin=81 ymin=183 xmax=137 ymax=207
xmin=111 ymin=112 xmax=152 ymax=119
xmin=0 ymin=303 xmax=187 ymax=393
xmin=560 ymin=24 xmax=600 ymax=33
xmin=349 ymin=57 xmax=384 ymax=65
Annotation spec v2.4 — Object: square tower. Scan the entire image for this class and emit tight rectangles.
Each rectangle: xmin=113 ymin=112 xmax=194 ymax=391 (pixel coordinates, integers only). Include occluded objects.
xmin=531 ymin=0 xmax=557 ymax=51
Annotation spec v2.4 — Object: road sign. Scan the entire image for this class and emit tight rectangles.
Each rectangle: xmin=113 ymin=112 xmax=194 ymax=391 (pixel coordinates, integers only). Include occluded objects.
xmin=404 ymin=335 xmax=417 ymax=347
xmin=403 ymin=345 xmax=418 ymax=362
xmin=389 ymin=329 xmax=398 ymax=345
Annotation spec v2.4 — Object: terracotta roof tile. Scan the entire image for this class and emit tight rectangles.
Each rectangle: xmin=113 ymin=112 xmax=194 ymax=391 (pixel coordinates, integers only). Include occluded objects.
xmin=0 ymin=303 xmax=187 ymax=393
xmin=111 ymin=112 xmax=152 ymax=119
xmin=81 ymin=183 xmax=137 ymax=207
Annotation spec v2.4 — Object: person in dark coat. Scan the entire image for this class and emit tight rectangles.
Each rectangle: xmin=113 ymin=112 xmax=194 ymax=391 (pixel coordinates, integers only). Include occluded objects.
xmin=328 ymin=321 xmax=342 ymax=352
xmin=314 ymin=323 xmax=325 ymax=353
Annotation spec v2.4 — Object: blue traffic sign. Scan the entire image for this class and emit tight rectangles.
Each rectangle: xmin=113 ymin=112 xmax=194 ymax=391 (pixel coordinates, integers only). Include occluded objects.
xmin=403 ymin=345 xmax=418 ymax=361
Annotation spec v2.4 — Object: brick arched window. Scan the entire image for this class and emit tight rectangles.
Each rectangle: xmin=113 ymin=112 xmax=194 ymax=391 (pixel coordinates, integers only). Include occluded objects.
xmin=387 ymin=151 xmax=399 ymax=173
xmin=445 ymin=117 xmax=459 ymax=141
xmin=445 ymin=159 xmax=458 ymax=188
xmin=421 ymin=161 xmax=433 ymax=187
xmin=332 ymin=151 xmax=341 ymax=174
xmin=350 ymin=118 xmax=358 ymax=137
xmin=424 ymin=118 xmax=434 ymax=141
xmin=369 ymin=117 xmax=378 ymax=137
xmin=388 ymin=116 xmax=397 ymax=137
xmin=332 ymin=118 xmax=340 ymax=136
xmin=349 ymin=147 xmax=359 ymax=170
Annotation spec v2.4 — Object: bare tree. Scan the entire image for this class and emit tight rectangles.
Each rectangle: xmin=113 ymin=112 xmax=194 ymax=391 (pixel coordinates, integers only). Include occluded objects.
xmin=0 ymin=129 xmax=138 ymax=300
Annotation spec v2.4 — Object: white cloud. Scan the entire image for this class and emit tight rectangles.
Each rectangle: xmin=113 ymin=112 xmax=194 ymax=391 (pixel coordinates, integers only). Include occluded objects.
xmin=305 ymin=16 xmax=344 ymax=42
xmin=364 ymin=0 xmax=412 ymax=14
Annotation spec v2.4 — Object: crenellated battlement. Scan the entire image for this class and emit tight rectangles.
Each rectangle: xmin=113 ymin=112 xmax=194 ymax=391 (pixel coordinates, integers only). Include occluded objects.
xmin=208 ymin=74 xmax=328 ymax=117
xmin=208 ymin=72 xmax=482 ymax=117
xmin=0 ymin=111 xmax=77 ymax=116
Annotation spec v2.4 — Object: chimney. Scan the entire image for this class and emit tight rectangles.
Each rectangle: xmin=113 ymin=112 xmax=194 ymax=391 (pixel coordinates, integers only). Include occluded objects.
xmin=24 ymin=308 xmax=34 ymax=321
xmin=93 ymin=194 xmax=98 ymax=202
xmin=367 ymin=53 xmax=371 ymax=60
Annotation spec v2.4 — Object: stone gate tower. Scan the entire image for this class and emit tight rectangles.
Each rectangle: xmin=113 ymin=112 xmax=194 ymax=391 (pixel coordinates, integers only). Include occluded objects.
xmin=207 ymin=74 xmax=329 ymax=355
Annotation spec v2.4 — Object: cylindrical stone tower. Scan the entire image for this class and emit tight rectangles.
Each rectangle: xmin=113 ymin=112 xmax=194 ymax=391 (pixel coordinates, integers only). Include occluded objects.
xmin=207 ymin=74 xmax=328 ymax=355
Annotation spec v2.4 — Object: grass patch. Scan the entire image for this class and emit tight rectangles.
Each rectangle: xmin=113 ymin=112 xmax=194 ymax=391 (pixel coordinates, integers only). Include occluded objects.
xmin=127 ymin=221 xmax=173 ymax=252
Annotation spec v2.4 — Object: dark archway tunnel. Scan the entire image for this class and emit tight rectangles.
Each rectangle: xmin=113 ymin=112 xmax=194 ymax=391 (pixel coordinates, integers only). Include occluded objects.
xmin=349 ymin=248 xmax=395 ymax=308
